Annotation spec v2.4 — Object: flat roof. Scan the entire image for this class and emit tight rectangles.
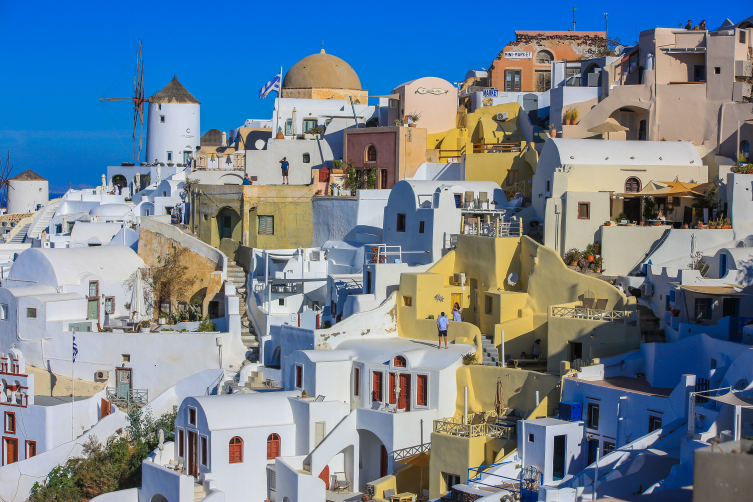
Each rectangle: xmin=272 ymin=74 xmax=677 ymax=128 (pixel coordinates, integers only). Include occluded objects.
xmin=569 ymin=376 xmax=673 ymax=397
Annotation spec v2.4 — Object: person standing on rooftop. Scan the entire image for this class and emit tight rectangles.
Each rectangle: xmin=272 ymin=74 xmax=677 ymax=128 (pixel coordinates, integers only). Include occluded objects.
xmin=437 ymin=312 xmax=449 ymax=349
xmin=279 ymin=157 xmax=290 ymax=185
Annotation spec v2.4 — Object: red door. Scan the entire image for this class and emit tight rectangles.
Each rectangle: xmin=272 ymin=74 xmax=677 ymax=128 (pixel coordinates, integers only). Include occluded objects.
xmin=267 ymin=434 xmax=280 ymax=459
xmin=389 ymin=373 xmax=396 ymax=405
xmin=101 ymin=398 xmax=110 ymax=419
xmin=5 ymin=438 xmax=18 ymax=465
xmin=318 ymin=465 xmax=330 ymax=489
xmin=398 ymin=374 xmax=411 ymax=411
xmin=188 ymin=431 xmax=197 ymax=476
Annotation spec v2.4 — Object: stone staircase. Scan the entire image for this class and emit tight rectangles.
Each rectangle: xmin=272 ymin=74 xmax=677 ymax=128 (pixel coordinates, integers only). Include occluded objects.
xmin=193 ymin=481 xmax=207 ymax=502
xmin=638 ymin=305 xmax=663 ymax=343
xmin=480 ymin=335 xmax=500 ymax=366
xmin=8 ymin=221 xmax=31 ymax=243
xmin=27 ymin=199 xmax=61 ymax=240
xmin=226 ymin=260 xmax=259 ymax=361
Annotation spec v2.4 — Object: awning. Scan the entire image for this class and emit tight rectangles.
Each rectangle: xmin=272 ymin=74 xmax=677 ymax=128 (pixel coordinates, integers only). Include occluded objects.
xmin=679 ymin=285 xmax=750 ymax=296
xmin=705 ymin=391 xmax=753 ymax=408
xmin=617 ymin=179 xmax=710 ymax=198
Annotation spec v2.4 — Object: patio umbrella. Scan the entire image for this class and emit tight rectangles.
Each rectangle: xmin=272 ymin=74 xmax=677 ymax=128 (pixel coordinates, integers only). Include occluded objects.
xmin=494 ymin=378 xmax=504 ymax=415
xmin=291 ymin=107 xmax=297 ymax=136
xmin=402 ymin=452 xmax=430 ymax=495
xmin=130 ymin=268 xmax=146 ymax=325
xmin=587 ymin=119 xmax=629 ymax=139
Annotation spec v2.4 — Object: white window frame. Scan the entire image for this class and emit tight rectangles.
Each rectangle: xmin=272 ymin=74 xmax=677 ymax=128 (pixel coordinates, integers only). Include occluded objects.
xmin=167 ymin=151 xmax=173 ymax=162
xmin=414 ymin=373 xmax=430 ymax=409
xmin=0 ymin=304 xmax=7 ymax=321
xmin=200 ymin=433 xmax=209 ymax=466
xmin=160 ymin=115 xmax=165 ymax=123
xmin=188 ymin=406 xmax=198 ymax=426
xmin=294 ymin=364 xmax=304 ymax=390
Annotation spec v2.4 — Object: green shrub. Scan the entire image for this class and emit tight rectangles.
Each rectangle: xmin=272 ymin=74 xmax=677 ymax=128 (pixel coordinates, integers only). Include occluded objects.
xmin=197 ymin=314 xmax=216 ymax=332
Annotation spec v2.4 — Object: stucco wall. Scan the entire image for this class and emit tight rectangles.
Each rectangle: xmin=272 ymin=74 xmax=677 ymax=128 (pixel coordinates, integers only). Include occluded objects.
xmin=312 ymin=197 xmax=358 ymax=246
xmin=394 ymin=77 xmax=457 ymax=135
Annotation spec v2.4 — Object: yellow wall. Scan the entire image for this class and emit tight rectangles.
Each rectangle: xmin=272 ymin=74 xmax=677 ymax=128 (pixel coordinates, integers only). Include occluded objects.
xmin=427 ymin=433 xmax=490 ymax=499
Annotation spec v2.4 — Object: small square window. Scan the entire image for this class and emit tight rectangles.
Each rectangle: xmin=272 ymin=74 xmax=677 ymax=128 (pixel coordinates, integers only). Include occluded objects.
xmin=485 ymin=295 xmax=493 ymax=315
xmin=26 ymin=441 xmax=36 ymax=458
xmin=89 ymin=281 xmax=98 ymax=297
xmin=189 ymin=408 xmax=197 ymax=426
xmin=648 ymin=414 xmax=662 ymax=433
xmin=158 ymin=104 xmax=162 ymax=110
xmin=578 ymin=202 xmax=590 ymax=220
xmin=587 ymin=403 xmax=599 ymax=430
xmin=105 ymin=298 xmax=114 ymax=314
xmin=714 ymin=67 xmax=721 ymax=75
xmin=0 ymin=304 xmax=7 ymax=320
xmin=26 ymin=308 xmax=37 ymax=319
xmin=419 ymin=221 xmax=425 ymax=233
xmin=160 ymin=115 xmax=165 ymax=123
xmin=167 ymin=152 xmax=173 ymax=162
xmin=278 ymin=298 xmax=285 ymax=306
xmin=528 ymin=433 xmax=534 ymax=442
xmin=403 ymin=296 xmax=412 ymax=307
xmin=302 ymin=153 xmax=311 ymax=163
xmin=5 ymin=412 xmax=16 ymax=434
xmin=258 ymin=215 xmax=274 ymax=235
xmin=122 ymin=354 xmax=130 ymax=363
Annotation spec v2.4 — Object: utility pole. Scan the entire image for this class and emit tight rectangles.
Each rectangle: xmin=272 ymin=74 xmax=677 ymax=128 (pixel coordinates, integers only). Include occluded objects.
xmin=572 ymin=7 xmax=577 ymax=31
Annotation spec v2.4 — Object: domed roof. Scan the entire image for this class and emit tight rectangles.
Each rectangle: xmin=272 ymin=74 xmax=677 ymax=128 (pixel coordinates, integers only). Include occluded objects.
xmin=150 ymin=75 xmax=200 ymax=104
xmin=282 ymin=49 xmax=361 ymax=90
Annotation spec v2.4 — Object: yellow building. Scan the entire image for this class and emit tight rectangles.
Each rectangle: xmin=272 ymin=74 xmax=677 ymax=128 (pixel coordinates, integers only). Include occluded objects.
xmin=431 ymin=103 xmax=538 ymax=193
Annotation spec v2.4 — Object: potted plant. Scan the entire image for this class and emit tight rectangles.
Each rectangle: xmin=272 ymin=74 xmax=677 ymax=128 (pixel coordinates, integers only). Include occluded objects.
xmin=604 ymin=220 xmax=612 ymax=226
xmin=593 ymin=242 xmax=600 ymax=255
xmin=584 ymin=244 xmax=596 ymax=263
xmin=408 ymin=111 xmax=421 ymax=127
xmin=563 ymin=109 xmax=573 ymax=126
xmin=571 ymin=107 xmax=579 ymax=125
xmin=626 ymin=222 xmax=633 ymax=226
xmin=564 ymin=248 xmax=580 ymax=266
xmin=592 ymin=256 xmax=603 ymax=273
xmin=722 ymin=218 xmax=732 ymax=229
xmin=683 ymin=224 xmax=689 ymax=229
xmin=158 ymin=313 xmax=167 ymax=325
xmin=672 ymin=308 xmax=681 ymax=317
xmin=301 ymin=390 xmax=308 ymax=398
xmin=548 ymin=123 xmax=557 ymax=138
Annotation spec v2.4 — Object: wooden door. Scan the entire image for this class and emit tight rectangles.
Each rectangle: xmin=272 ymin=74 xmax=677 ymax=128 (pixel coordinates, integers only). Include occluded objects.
xmin=389 ymin=373 xmax=396 ymax=405
xmin=5 ymin=438 xmax=18 ymax=464
xmin=115 ymin=368 xmax=132 ymax=399
xmin=267 ymin=435 xmax=280 ymax=459
xmin=87 ymin=300 xmax=98 ymax=320
xmin=188 ymin=431 xmax=198 ymax=476
xmin=398 ymin=374 xmax=411 ymax=411
xmin=380 ymin=445 xmax=388 ymax=477
xmin=318 ymin=465 xmax=330 ymax=489
xmin=101 ymin=398 xmax=110 ymax=419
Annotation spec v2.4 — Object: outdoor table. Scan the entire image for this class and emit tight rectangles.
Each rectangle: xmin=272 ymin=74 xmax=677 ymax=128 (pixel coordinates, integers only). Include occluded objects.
xmin=390 ymin=493 xmax=416 ymax=502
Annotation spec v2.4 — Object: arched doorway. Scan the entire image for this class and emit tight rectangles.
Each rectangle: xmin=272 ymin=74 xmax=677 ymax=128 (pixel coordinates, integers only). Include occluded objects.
xmin=215 ymin=206 xmax=240 ymax=243
xmin=112 ymin=174 xmax=127 ymax=192
xmin=358 ymin=429 xmax=388 ymax=491
xmin=623 ymin=177 xmax=642 ymax=223
xmin=150 ymin=494 xmax=168 ymax=502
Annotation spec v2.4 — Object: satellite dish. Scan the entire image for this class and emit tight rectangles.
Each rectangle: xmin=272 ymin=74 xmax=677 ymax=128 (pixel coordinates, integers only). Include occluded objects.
xmin=614 ymin=45 xmax=624 ymax=56
xmin=507 ymin=272 xmax=519 ymax=287
xmin=254 ymin=139 xmax=265 ymax=150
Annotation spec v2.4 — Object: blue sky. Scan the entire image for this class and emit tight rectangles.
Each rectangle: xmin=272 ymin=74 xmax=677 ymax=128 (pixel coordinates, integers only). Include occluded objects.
xmin=0 ymin=1 xmax=749 ymax=192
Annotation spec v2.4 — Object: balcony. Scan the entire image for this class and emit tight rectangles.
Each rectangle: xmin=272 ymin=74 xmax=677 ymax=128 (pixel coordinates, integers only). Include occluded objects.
xmin=550 ymin=305 xmax=638 ymax=324
xmin=461 ymin=218 xmax=522 ymax=238
xmin=106 ymin=387 xmax=148 ymax=410
xmin=365 ymin=244 xmax=402 ymax=265
xmin=433 ymin=416 xmax=512 ymax=439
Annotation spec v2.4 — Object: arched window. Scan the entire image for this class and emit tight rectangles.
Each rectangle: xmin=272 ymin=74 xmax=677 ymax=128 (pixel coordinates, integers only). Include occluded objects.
xmin=741 ymin=140 xmax=750 ymax=161
xmin=625 ymin=177 xmax=641 ymax=193
xmin=267 ymin=433 xmax=281 ymax=459
xmin=535 ymin=50 xmax=554 ymax=64
xmin=393 ymin=355 xmax=406 ymax=368
xmin=302 ymin=153 xmax=311 ymax=163
xmin=366 ymin=145 xmax=377 ymax=162
xmin=229 ymin=436 xmax=243 ymax=464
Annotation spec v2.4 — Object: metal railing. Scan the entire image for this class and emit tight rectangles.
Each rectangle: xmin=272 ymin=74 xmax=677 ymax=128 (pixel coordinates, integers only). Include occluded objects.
xmin=462 ymin=219 xmax=522 ymax=238
xmin=106 ymin=387 xmax=148 ymax=409
xmin=434 ymin=417 xmax=512 ymax=439
xmin=550 ymin=306 xmax=638 ymax=323
xmin=364 ymin=244 xmax=402 ymax=265
xmin=438 ymin=146 xmax=466 ymax=161
xmin=467 ymin=460 xmax=520 ymax=494
xmin=472 ymin=142 xmax=522 ymax=153
xmin=392 ymin=443 xmax=431 ymax=462
xmin=503 ymin=180 xmax=531 ymax=198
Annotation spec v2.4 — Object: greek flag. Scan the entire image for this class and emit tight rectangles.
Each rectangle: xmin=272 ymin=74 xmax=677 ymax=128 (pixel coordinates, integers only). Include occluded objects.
xmin=259 ymin=73 xmax=281 ymax=99
xmin=72 ymin=332 xmax=78 ymax=363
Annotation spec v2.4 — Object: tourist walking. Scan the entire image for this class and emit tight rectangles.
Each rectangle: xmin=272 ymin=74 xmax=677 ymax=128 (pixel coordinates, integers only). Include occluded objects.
xmin=437 ymin=312 xmax=449 ymax=349
xmin=279 ymin=157 xmax=290 ymax=184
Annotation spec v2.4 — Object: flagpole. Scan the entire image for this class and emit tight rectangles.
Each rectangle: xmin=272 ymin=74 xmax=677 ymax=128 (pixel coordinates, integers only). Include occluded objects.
xmin=275 ymin=66 xmax=283 ymax=137
xmin=71 ymin=329 xmax=75 ymax=441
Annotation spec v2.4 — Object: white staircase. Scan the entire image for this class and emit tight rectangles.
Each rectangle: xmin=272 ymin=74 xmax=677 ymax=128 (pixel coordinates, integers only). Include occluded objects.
xmin=193 ymin=482 xmax=207 ymax=502
xmin=27 ymin=199 xmax=62 ymax=240
xmin=8 ymin=221 xmax=32 ymax=243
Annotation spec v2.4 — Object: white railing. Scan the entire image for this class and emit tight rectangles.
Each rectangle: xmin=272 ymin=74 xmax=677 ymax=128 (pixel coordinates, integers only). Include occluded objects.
xmin=364 ymin=244 xmax=402 ymax=265
xmin=550 ymin=306 xmax=638 ymax=323
xmin=463 ymin=219 xmax=522 ymax=238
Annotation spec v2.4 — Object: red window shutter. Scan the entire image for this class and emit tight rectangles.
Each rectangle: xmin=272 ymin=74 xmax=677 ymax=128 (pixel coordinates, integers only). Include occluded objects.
xmin=267 ymin=434 xmax=280 ymax=459
xmin=372 ymin=371 xmax=382 ymax=402
xmin=354 ymin=367 xmax=360 ymax=396
xmin=389 ymin=373 xmax=396 ymax=405
xmin=417 ymin=375 xmax=427 ymax=406
xmin=229 ymin=437 xmax=243 ymax=463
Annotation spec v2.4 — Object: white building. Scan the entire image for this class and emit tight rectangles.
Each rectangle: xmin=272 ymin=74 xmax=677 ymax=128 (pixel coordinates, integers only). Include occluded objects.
xmin=7 ymin=170 xmax=48 ymax=215
xmin=146 ymin=76 xmax=200 ymax=166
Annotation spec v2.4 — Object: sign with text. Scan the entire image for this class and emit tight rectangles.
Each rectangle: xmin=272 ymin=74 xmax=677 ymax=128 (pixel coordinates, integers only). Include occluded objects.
xmin=504 ymin=51 xmax=533 ymax=59
xmin=483 ymin=88 xmax=498 ymax=98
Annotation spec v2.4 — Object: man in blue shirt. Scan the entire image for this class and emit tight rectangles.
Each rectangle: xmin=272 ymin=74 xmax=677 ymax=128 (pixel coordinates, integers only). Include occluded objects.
xmin=437 ymin=312 xmax=449 ymax=349
xmin=279 ymin=157 xmax=290 ymax=185
xmin=242 ymin=174 xmax=252 ymax=185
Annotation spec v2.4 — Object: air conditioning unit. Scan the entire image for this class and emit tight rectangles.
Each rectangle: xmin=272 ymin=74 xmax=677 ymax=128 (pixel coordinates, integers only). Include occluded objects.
xmin=453 ymin=272 xmax=466 ymax=286
xmin=640 ymin=283 xmax=654 ymax=297
xmin=495 ymin=112 xmax=509 ymax=122
xmin=95 ymin=370 xmax=109 ymax=382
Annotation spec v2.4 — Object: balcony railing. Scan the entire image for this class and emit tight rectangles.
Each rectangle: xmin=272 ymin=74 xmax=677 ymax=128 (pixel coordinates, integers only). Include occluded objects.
xmin=550 ymin=306 xmax=638 ymax=324
xmin=392 ymin=443 xmax=431 ymax=462
xmin=434 ymin=417 xmax=512 ymax=439
xmin=106 ymin=387 xmax=148 ymax=409
xmin=365 ymin=244 xmax=402 ymax=265
xmin=472 ymin=142 xmax=522 ymax=154
xmin=462 ymin=219 xmax=522 ymax=238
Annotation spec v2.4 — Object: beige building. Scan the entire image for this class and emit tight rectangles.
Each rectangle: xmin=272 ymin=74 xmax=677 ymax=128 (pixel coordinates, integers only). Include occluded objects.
xmin=560 ymin=23 xmax=753 ymax=163
xmin=280 ymin=48 xmax=368 ymax=103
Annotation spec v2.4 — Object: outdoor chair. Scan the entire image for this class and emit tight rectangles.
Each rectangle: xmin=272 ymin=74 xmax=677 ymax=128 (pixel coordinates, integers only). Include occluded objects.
xmin=594 ymin=299 xmax=608 ymax=311
xmin=470 ymin=413 xmax=484 ymax=425
xmin=333 ymin=472 xmax=350 ymax=493
xmin=485 ymin=414 xmax=498 ymax=427
xmin=581 ymin=298 xmax=595 ymax=309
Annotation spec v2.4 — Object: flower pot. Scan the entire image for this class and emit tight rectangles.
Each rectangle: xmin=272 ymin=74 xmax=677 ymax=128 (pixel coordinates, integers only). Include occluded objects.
xmin=594 ymin=267 xmax=601 ymax=273
xmin=626 ymin=223 xmax=632 ymax=226
xmin=565 ymin=120 xmax=573 ymax=126
xmin=569 ymin=261 xmax=578 ymax=267
xmin=158 ymin=318 xmax=166 ymax=325
xmin=722 ymin=225 xmax=732 ymax=229
xmin=549 ymin=130 xmax=557 ymax=138
xmin=275 ymin=132 xmax=284 ymax=139
xmin=683 ymin=224 xmax=689 ymax=229
xmin=408 ymin=123 xmax=416 ymax=128
xmin=653 ymin=222 xmax=661 ymax=226
xmin=672 ymin=309 xmax=681 ymax=317
xmin=587 ymin=255 xmax=595 ymax=262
